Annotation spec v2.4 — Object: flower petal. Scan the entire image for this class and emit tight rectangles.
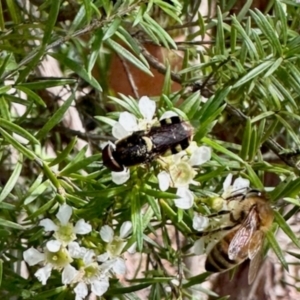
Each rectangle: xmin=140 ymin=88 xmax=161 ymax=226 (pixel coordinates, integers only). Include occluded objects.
xmin=127 ymin=242 xmax=137 ymax=254
xmin=189 ymin=146 xmax=211 ymax=166
xmin=39 ymin=218 xmax=58 ymax=232
xmin=97 ymin=252 xmax=109 ymax=262
xmin=174 ymin=187 xmax=194 ymax=209
xmin=46 ymin=240 xmax=61 ymax=252
xmin=193 ymin=238 xmax=205 ymax=255
xmin=68 ymin=242 xmax=86 ymax=259
xmin=112 ymin=122 xmax=129 ymax=140
xmin=232 ymin=177 xmax=250 ymax=192
xmin=120 ymin=221 xmax=132 ymax=238
xmin=91 ymin=278 xmax=110 ymax=296
xmin=74 ymin=282 xmax=88 ymax=300
xmin=62 ymin=264 xmax=78 ymax=284
xmin=100 ymin=225 xmax=114 ymax=243
xmin=34 ymin=264 xmax=53 ymax=285
xmin=74 ymin=219 xmax=92 ymax=235
xmin=138 ymin=96 xmax=156 ymax=121
xmin=82 ymin=249 xmax=96 ymax=265
xmin=112 ymin=257 xmax=126 ymax=275
xmin=192 ymin=213 xmax=209 ymax=231
xmin=157 ymin=171 xmax=170 ymax=191
xmin=112 ymin=169 xmax=130 ymax=185
xmin=56 ymin=204 xmax=72 ymax=225
xmin=23 ymin=247 xmax=45 ymax=266
xmin=160 ymin=111 xmax=178 ymax=120
xmin=119 ymin=112 xmax=138 ymax=132
xmin=223 ymin=173 xmax=233 ymax=191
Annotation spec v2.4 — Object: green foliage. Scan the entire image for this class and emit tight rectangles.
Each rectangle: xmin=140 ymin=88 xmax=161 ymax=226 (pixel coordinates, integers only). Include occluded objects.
xmin=1 ymin=0 xmax=300 ymax=299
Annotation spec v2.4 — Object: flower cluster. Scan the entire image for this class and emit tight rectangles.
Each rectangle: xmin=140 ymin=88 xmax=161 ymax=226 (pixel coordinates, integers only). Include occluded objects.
xmin=23 ymin=204 xmax=132 ymax=299
xmin=106 ymin=96 xmax=212 ymax=210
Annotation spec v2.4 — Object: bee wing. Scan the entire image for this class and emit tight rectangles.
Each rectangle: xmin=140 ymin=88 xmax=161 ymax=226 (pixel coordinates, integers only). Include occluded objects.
xmin=228 ymin=206 xmax=259 ymax=260
xmin=248 ymin=231 xmax=264 ymax=284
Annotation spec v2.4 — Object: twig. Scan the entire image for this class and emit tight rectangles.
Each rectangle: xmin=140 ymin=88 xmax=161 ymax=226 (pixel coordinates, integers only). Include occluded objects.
xmin=119 ymin=56 xmax=140 ymax=99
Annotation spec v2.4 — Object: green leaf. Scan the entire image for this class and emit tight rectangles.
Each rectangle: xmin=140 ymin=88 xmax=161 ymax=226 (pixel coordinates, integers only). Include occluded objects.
xmin=275 ymin=210 xmax=300 ymax=248
xmin=275 ymin=0 xmax=287 ymax=45
xmin=266 ymin=229 xmax=288 ymax=271
xmin=244 ymin=164 xmax=264 ymax=189
xmin=105 ymin=39 xmax=153 ymax=76
xmin=216 ymin=6 xmax=225 ymax=55
xmin=43 ymin=162 xmax=60 ymax=190
xmin=103 ymin=17 xmax=122 ymax=40
xmin=0 ymin=259 xmax=2 ymax=287
xmin=83 ymin=0 xmax=92 ymax=23
xmin=131 ymin=189 xmax=143 ymax=251
xmin=42 ymin=0 xmax=60 ymax=46
xmin=232 ymin=16 xmax=258 ymax=59
xmin=250 ymin=9 xmax=282 ymax=56
xmin=248 ymin=127 xmax=258 ymax=162
xmin=275 ymin=114 xmax=300 ymax=145
xmin=0 ymin=96 xmax=10 ymax=120
xmin=27 ymin=197 xmax=56 ymax=219
xmin=0 ymin=128 xmax=36 ymax=160
xmin=0 ymin=218 xmax=23 ymax=230
xmin=159 ymin=199 xmax=191 ymax=233
xmin=59 ymin=154 xmax=101 ymax=176
xmin=263 ymin=58 xmax=283 ymax=78
xmin=35 ymin=94 xmax=74 ymax=140
xmin=107 ymin=283 xmax=152 ymax=295
xmin=50 ymin=53 xmax=102 ymax=91
xmin=233 ymin=60 xmax=274 ymax=88
xmin=0 ymin=154 xmax=22 ymax=203
xmin=16 ymin=79 xmax=76 ymax=90
xmin=15 ymin=85 xmax=46 ymax=107
xmin=240 ymin=118 xmax=251 ymax=160
xmin=201 ymin=137 xmax=244 ymax=164
xmin=0 ymin=118 xmax=40 ymax=144
xmin=24 ymin=180 xmax=51 ymax=205
xmin=49 ymin=137 xmax=78 ymax=167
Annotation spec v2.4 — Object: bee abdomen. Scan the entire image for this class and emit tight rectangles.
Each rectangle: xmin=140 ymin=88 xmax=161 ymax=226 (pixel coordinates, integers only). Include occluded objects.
xmin=205 ymin=234 xmax=241 ymax=273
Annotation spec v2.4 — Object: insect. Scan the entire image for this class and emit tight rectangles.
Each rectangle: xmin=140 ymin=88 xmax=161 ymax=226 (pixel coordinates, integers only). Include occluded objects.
xmin=198 ymin=189 xmax=274 ymax=284
xmin=102 ymin=116 xmax=193 ymax=172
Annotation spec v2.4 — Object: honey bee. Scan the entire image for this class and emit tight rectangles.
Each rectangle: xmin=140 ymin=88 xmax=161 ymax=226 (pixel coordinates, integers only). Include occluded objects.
xmin=198 ymin=189 xmax=274 ymax=284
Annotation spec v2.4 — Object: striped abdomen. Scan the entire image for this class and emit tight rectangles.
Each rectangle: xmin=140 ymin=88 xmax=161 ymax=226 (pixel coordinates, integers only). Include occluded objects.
xmin=205 ymin=229 xmax=247 ymax=272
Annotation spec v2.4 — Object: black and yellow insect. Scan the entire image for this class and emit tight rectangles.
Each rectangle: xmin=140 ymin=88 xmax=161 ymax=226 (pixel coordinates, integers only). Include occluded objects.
xmin=102 ymin=116 xmax=193 ymax=172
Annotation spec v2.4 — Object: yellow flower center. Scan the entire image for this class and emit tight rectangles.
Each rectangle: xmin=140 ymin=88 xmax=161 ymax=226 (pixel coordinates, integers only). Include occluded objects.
xmin=169 ymin=161 xmax=196 ymax=187
xmin=45 ymin=247 xmax=72 ymax=268
xmin=54 ymin=223 xmax=76 ymax=245
xmin=106 ymin=237 xmax=126 ymax=257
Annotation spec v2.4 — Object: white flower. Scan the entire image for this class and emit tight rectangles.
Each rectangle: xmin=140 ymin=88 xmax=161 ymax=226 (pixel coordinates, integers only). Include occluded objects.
xmin=39 ymin=204 xmax=92 ymax=247
xmin=111 ymin=169 xmax=130 ymax=185
xmin=68 ymin=242 xmax=111 ymax=299
xmin=23 ymin=244 xmax=74 ymax=285
xmin=112 ymin=96 xmax=156 ymax=140
xmin=99 ymin=221 xmax=132 ymax=258
xmin=222 ymin=174 xmax=250 ymax=199
xmin=97 ymin=222 xmax=132 ymax=275
xmin=192 ymin=213 xmax=209 ymax=231
xmin=157 ymin=145 xmax=211 ymax=209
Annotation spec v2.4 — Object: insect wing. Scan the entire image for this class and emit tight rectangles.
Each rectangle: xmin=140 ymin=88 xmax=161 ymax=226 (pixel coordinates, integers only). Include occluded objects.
xmin=248 ymin=231 xmax=264 ymax=284
xmin=150 ymin=121 xmax=192 ymax=155
xmin=228 ymin=206 xmax=259 ymax=260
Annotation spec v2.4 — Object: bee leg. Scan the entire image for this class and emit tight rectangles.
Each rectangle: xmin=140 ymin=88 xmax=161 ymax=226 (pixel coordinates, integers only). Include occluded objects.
xmin=206 ymin=210 xmax=231 ymax=218
xmin=195 ymin=224 xmax=237 ymax=237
